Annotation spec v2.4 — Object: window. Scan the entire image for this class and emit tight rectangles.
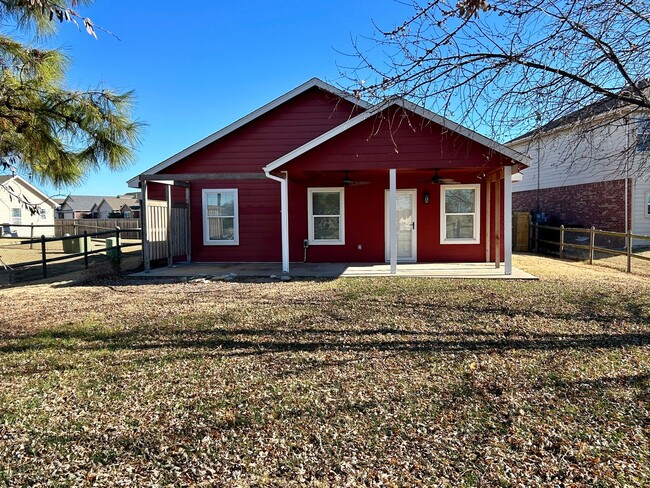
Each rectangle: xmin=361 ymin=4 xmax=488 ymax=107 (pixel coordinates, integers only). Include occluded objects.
xmin=39 ymin=208 xmax=47 ymax=220
xmin=123 ymin=211 xmax=132 ymax=219
xmin=308 ymin=188 xmax=344 ymax=245
xmin=636 ymin=117 xmax=650 ymax=152
xmin=646 ymin=192 xmax=650 ymax=218
xmin=202 ymin=189 xmax=239 ymax=245
xmin=11 ymin=208 xmax=21 ymax=226
xmin=440 ymin=184 xmax=480 ymax=244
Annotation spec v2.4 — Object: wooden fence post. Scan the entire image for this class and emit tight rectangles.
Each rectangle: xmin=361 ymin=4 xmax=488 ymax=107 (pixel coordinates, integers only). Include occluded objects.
xmin=83 ymin=231 xmax=89 ymax=269
xmin=589 ymin=226 xmax=595 ymax=265
xmin=559 ymin=225 xmax=565 ymax=258
xmin=41 ymin=235 xmax=47 ymax=278
xmin=534 ymin=222 xmax=539 ymax=253
xmin=627 ymin=230 xmax=632 ymax=273
xmin=30 ymin=224 xmax=34 ymax=249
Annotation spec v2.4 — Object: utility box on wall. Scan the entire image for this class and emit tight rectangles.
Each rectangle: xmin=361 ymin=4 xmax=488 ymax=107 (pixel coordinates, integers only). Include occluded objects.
xmin=513 ymin=212 xmax=530 ymax=252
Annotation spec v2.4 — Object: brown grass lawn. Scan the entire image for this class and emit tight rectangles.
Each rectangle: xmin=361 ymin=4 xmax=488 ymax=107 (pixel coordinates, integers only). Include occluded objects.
xmin=0 ymin=254 xmax=648 ymax=486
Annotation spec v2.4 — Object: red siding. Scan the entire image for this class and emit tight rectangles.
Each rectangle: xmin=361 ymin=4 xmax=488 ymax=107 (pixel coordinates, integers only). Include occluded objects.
xmin=289 ymin=171 xmax=504 ymax=263
xmin=283 ymin=108 xmax=513 ymax=174
xmin=146 ymin=89 xmax=511 ymax=264
xmin=165 ymin=88 xmax=362 ymax=175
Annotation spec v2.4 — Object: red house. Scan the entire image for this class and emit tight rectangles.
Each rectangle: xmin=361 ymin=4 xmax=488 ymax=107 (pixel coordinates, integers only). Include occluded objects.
xmin=128 ymin=78 xmax=529 ymax=275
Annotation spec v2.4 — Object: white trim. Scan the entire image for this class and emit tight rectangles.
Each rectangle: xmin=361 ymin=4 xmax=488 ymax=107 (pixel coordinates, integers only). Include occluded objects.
xmin=0 ymin=175 xmax=57 ymax=207
xmin=264 ymin=98 xmax=530 ymax=174
xmin=440 ymin=184 xmax=481 ymax=244
xmin=389 ymin=170 xmax=397 ymax=274
xmin=384 ymin=189 xmax=417 ymax=263
xmin=504 ymin=166 xmax=512 ymax=275
xmin=202 ymin=189 xmax=239 ymax=246
xmin=127 ymin=78 xmax=371 ymax=188
xmin=307 ymin=187 xmax=345 ymax=245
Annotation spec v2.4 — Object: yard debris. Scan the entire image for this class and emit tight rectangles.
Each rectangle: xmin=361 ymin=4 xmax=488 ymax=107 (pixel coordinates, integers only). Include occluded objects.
xmin=0 ymin=254 xmax=648 ymax=485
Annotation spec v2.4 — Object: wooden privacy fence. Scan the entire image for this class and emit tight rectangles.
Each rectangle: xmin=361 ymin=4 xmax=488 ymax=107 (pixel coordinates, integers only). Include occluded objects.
xmin=531 ymin=222 xmax=650 ymax=273
xmin=145 ymin=200 xmax=189 ymax=262
xmin=55 ymin=219 xmax=141 ymax=239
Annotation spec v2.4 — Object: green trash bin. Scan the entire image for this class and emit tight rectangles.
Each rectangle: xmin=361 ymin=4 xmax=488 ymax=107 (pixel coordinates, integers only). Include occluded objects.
xmin=62 ymin=234 xmax=85 ymax=253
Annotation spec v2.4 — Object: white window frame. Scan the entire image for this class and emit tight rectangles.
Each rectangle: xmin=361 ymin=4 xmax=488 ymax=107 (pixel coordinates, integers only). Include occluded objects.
xmin=636 ymin=117 xmax=650 ymax=152
xmin=202 ymin=189 xmax=239 ymax=246
xmin=440 ymin=184 xmax=481 ymax=244
xmin=307 ymin=187 xmax=345 ymax=245
xmin=123 ymin=210 xmax=132 ymax=219
xmin=11 ymin=207 xmax=21 ymax=226
xmin=39 ymin=208 xmax=47 ymax=221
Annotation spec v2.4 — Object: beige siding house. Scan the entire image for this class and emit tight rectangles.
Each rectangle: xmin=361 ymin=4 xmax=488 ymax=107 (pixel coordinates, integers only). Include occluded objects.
xmin=508 ymin=107 xmax=650 ymax=238
xmin=0 ymin=175 xmax=57 ymax=237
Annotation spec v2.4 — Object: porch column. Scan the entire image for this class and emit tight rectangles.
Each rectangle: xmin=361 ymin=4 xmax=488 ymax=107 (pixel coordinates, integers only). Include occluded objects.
xmin=504 ymin=165 xmax=513 ymax=275
xmin=389 ymin=169 xmax=397 ymax=274
xmin=185 ymin=186 xmax=192 ymax=262
xmin=166 ymin=184 xmax=173 ymax=267
xmin=141 ymin=179 xmax=150 ymax=272
xmin=280 ymin=171 xmax=290 ymax=274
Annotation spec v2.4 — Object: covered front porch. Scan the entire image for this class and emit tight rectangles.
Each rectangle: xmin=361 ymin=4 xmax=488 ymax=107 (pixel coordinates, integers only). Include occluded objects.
xmin=130 ymin=260 xmax=536 ymax=279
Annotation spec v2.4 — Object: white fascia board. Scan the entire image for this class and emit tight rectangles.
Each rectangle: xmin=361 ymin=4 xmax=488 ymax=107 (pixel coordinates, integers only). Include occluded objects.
xmin=6 ymin=175 xmax=57 ymax=207
xmin=264 ymin=98 xmax=530 ymax=173
xmin=126 ymin=78 xmax=372 ymax=188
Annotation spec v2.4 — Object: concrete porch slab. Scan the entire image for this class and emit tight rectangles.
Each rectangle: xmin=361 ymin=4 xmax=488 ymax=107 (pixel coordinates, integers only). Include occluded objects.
xmin=129 ymin=262 xmax=537 ymax=280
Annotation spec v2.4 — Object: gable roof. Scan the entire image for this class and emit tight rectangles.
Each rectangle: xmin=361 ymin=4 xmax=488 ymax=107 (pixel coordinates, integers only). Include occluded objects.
xmin=510 ymin=81 xmax=650 ymax=144
xmin=127 ymin=78 xmax=372 ymax=188
xmin=264 ymin=97 xmax=530 ymax=173
xmin=60 ymin=195 xmax=108 ymax=211
xmin=0 ymin=174 xmax=57 ymax=207
xmin=97 ymin=197 xmax=130 ymax=212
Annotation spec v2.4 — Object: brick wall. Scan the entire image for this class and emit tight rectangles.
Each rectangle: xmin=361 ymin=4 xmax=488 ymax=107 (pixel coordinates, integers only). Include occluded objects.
xmin=512 ymin=179 xmax=632 ymax=232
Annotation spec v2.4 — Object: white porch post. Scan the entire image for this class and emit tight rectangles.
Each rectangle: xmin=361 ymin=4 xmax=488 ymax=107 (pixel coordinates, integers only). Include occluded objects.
xmin=389 ymin=169 xmax=397 ymax=274
xmin=504 ymin=165 xmax=513 ymax=275
xmin=141 ymin=178 xmax=150 ymax=272
xmin=280 ymin=171 xmax=290 ymax=274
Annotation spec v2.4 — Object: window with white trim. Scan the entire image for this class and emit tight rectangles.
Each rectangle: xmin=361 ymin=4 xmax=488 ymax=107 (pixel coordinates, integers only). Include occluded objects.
xmin=39 ymin=208 xmax=47 ymax=220
xmin=202 ymin=189 xmax=239 ymax=245
xmin=636 ymin=117 xmax=650 ymax=152
xmin=11 ymin=208 xmax=21 ymax=226
xmin=440 ymin=184 xmax=480 ymax=244
xmin=308 ymin=188 xmax=345 ymax=245
xmin=123 ymin=211 xmax=132 ymax=219
xmin=646 ymin=192 xmax=650 ymax=218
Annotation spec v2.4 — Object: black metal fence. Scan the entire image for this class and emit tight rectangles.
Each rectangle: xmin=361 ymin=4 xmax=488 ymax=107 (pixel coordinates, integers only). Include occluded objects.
xmin=0 ymin=225 xmax=142 ymax=285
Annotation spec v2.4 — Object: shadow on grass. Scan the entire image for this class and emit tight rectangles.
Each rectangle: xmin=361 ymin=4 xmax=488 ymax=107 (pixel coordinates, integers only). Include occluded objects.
xmin=2 ymin=325 xmax=649 ymax=356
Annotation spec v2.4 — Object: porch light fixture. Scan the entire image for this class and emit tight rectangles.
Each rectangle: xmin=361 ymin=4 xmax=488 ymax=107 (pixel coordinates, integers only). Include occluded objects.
xmin=423 ymin=191 xmax=430 ymax=204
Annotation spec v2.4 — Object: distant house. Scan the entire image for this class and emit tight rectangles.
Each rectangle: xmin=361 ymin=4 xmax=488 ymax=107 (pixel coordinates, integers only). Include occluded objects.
xmin=58 ymin=195 xmax=106 ymax=219
xmin=58 ymin=193 xmax=141 ymax=219
xmin=0 ymin=175 xmax=57 ymax=237
xmin=508 ymin=95 xmax=650 ymax=235
xmin=119 ymin=201 xmax=140 ymax=219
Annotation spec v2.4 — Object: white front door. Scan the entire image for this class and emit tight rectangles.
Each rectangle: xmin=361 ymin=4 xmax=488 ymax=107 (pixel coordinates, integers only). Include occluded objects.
xmin=385 ymin=189 xmax=417 ymax=262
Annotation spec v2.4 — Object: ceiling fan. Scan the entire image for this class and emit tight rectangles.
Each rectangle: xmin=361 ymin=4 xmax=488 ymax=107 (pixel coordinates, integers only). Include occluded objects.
xmin=429 ymin=169 xmax=458 ymax=185
xmin=342 ymin=171 xmax=370 ymax=186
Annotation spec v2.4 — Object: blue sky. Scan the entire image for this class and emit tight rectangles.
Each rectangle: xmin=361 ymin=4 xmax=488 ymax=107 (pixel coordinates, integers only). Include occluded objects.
xmin=23 ymin=0 xmax=411 ymax=198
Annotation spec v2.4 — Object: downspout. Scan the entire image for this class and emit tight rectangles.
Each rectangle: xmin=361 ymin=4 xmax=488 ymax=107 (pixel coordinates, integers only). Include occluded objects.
xmin=263 ymin=169 xmax=290 ymax=274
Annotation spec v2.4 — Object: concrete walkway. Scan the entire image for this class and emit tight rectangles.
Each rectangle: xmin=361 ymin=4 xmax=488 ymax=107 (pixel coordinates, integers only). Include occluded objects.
xmin=130 ymin=262 xmax=537 ymax=280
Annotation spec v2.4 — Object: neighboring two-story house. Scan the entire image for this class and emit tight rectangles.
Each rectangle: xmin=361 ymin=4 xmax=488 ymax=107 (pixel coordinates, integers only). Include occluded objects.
xmin=508 ymin=97 xmax=650 ymax=236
